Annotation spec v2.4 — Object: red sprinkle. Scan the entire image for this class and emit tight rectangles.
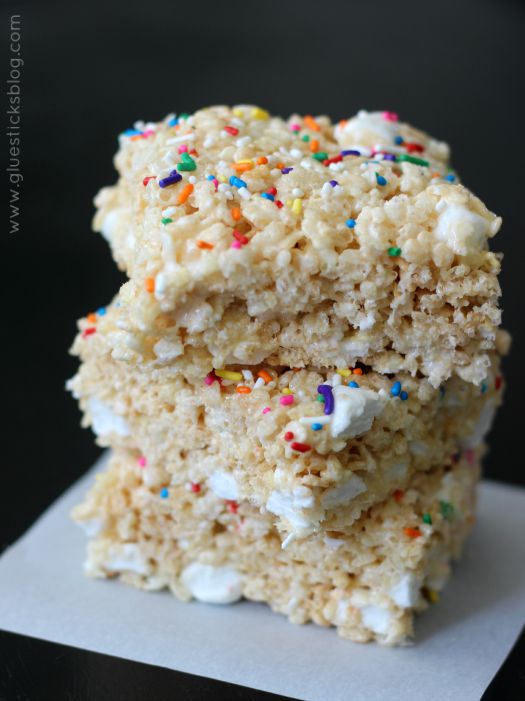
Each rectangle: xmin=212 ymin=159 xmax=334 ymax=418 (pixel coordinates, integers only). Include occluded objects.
xmin=190 ymin=482 xmax=201 ymax=493
xmin=404 ymin=142 xmax=424 ymax=153
xmin=275 ymin=200 xmax=284 ymax=208
xmin=404 ymin=527 xmax=422 ymax=538
xmin=143 ymin=176 xmax=157 ymax=186
xmin=284 ymin=431 xmax=294 ymax=441
xmin=268 ymin=187 xmax=277 ymax=196
xmin=291 ymin=442 xmax=312 ymax=453
xmin=82 ymin=327 xmax=96 ymax=338
xmin=233 ymin=229 xmax=249 ymax=245
xmin=495 ymin=376 xmax=502 ymax=390
xmin=394 ymin=489 xmax=404 ymax=503
xmin=224 ymin=126 xmax=239 ymax=136
xmin=323 ymin=154 xmax=343 ymax=166
xmin=226 ymin=500 xmax=239 ymax=513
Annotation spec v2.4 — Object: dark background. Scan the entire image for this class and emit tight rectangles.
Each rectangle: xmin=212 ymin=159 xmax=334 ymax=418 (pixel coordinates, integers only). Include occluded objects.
xmin=1 ymin=0 xmax=524 ymax=698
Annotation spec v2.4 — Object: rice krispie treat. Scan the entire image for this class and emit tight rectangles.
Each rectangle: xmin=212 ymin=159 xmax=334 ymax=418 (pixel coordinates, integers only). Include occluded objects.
xmin=70 ymin=106 xmax=508 ymax=645
xmin=93 ymin=106 xmax=502 ymax=386
xmin=73 ymin=447 xmax=479 ymax=645
xmin=69 ymin=300 xmax=505 ymax=539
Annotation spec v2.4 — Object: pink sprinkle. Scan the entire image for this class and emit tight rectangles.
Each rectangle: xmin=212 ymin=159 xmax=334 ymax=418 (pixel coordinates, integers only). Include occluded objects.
xmin=280 ymin=395 xmax=294 ymax=406
xmin=262 ymin=406 xmax=271 ymax=414
xmin=138 ymin=456 xmax=147 ymax=467
xmin=204 ymin=371 xmax=218 ymax=385
xmin=290 ymin=123 xmax=301 ymax=132
xmin=381 ymin=111 xmax=399 ymax=122
xmin=465 ymin=448 xmax=476 ymax=466
xmin=142 ymin=129 xmax=155 ymax=138
xmin=231 ymin=240 xmax=242 ymax=249
xmin=178 ymin=144 xmax=188 ymax=154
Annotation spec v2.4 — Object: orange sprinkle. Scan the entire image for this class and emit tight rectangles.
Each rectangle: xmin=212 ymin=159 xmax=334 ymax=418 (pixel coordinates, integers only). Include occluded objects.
xmin=86 ymin=312 xmax=97 ymax=324
xmin=309 ymin=139 xmax=319 ymax=153
xmin=231 ymin=207 xmax=241 ymax=221
xmin=303 ymin=114 xmax=320 ymax=131
xmin=339 ymin=119 xmax=348 ymax=128
xmin=276 ymin=162 xmax=285 ymax=169
xmin=257 ymin=156 xmax=268 ymax=165
xmin=352 ymin=368 xmax=363 ymax=375
xmin=432 ymin=172 xmax=441 ymax=178
xmin=257 ymin=369 xmax=272 ymax=384
xmin=236 ymin=386 xmax=251 ymax=394
xmin=394 ymin=489 xmax=404 ymax=503
xmin=196 ymin=240 xmax=214 ymax=250
xmin=177 ymin=183 xmax=194 ymax=204
xmin=403 ymin=527 xmax=422 ymax=538
xmin=231 ymin=162 xmax=253 ymax=172
xmin=145 ymin=277 xmax=155 ymax=293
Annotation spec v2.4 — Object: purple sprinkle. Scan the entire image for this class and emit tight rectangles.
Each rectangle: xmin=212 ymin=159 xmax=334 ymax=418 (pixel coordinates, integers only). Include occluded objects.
xmin=329 ymin=179 xmax=338 ymax=187
xmin=281 ymin=167 xmax=293 ymax=174
xmin=382 ymin=153 xmax=396 ymax=161
xmin=341 ymin=149 xmax=361 ymax=157
xmin=159 ymin=172 xmax=182 ymax=188
xmin=317 ymin=384 xmax=334 ymax=415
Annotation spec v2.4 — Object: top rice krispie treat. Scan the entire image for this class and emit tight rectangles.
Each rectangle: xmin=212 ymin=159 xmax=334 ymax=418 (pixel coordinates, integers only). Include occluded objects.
xmin=94 ymin=106 xmax=502 ymax=386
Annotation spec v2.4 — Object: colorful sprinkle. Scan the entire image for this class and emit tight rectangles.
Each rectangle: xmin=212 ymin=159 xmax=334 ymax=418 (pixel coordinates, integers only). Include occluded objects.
xmin=281 ymin=167 xmax=293 ymax=174
xmin=138 ymin=456 xmax=147 ymax=467
xmin=196 ymin=240 xmax=214 ymax=250
xmin=257 ymin=370 xmax=273 ymax=384
xmin=251 ymin=107 xmax=269 ymax=120
xmin=495 ymin=376 xmax=502 ymax=391
xmin=317 ymin=384 xmax=334 ymax=415
xmin=312 ymin=151 xmax=328 ymax=161
xmin=341 ymin=149 xmax=361 ymax=157
xmin=439 ymin=500 xmax=455 ymax=521
xmin=397 ymin=154 xmax=429 ymax=167
xmin=290 ymin=441 xmax=312 ymax=453
xmin=97 ymin=307 xmax=107 ymax=316
xmin=382 ymin=111 xmax=399 ymax=122
xmin=215 ymin=369 xmax=243 ymax=381
xmin=391 ymin=381 xmax=401 ymax=397
xmin=375 ymin=172 xmax=387 ymax=186
xmin=422 ymin=513 xmax=432 ymax=525
xmin=394 ymin=489 xmax=404 ymax=503
xmin=204 ymin=371 xmax=220 ymax=386
xmin=229 ymin=176 xmax=247 ymax=189
xmin=224 ymin=125 xmax=239 ymax=136
xmin=352 ymin=368 xmax=363 ymax=375
xmin=348 ymin=381 xmax=359 ymax=388
xmin=303 ymin=115 xmax=320 ymax=131
xmin=145 ymin=277 xmax=155 ymax=293
xmin=177 ymin=152 xmax=196 ymax=172
xmin=257 ymin=156 xmax=268 ymax=165
xmin=161 ymin=217 xmax=173 ymax=225
xmin=231 ymin=207 xmax=241 ymax=221
xmin=82 ymin=327 xmax=96 ymax=338
xmin=337 ymin=368 xmax=351 ymax=377
xmin=311 ymin=423 xmax=323 ymax=431
xmin=284 ymin=431 xmax=294 ymax=441
xmin=261 ymin=192 xmax=275 ymax=201
xmin=262 ymin=406 xmax=271 ymax=414
xmin=177 ymin=183 xmax=194 ymax=204
xmin=226 ymin=500 xmax=239 ymax=514
xmin=190 ymin=482 xmax=201 ymax=493
xmin=232 ymin=230 xmax=249 ymax=245
xmin=400 ymin=391 xmax=408 ymax=401
xmin=445 ymin=174 xmax=456 ymax=182
xmin=291 ymin=198 xmax=302 ymax=215
xmin=394 ymin=136 xmax=404 ymax=145
xmin=160 ymin=488 xmax=169 ymax=499
xmin=143 ymin=175 xmax=157 ymax=186
xmin=280 ymin=395 xmax=295 ymax=406
xmin=388 ymin=246 xmax=402 ymax=257
xmin=236 ymin=386 xmax=251 ymax=394
xmin=159 ymin=172 xmax=182 ymax=188
xmin=403 ymin=527 xmax=422 ymax=538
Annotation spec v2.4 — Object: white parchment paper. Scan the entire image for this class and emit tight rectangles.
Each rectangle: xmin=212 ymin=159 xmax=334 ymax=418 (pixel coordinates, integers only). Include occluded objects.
xmin=0 ymin=454 xmax=524 ymax=701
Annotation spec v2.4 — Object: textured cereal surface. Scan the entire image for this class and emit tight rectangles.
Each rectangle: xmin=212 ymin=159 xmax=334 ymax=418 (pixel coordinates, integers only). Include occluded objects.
xmin=72 ymin=448 xmax=478 ymax=645
xmin=94 ymin=106 xmax=503 ymax=386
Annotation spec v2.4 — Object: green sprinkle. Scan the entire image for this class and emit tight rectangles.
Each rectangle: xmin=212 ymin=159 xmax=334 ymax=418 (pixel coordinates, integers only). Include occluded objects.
xmin=177 ymin=152 xmax=196 ymax=171
xmin=422 ymin=513 xmax=432 ymax=525
xmin=181 ymin=152 xmax=193 ymax=163
xmin=301 ymin=134 xmax=310 ymax=142
xmin=316 ymin=394 xmax=325 ymax=402
xmin=397 ymin=154 xmax=430 ymax=167
xmin=161 ymin=217 xmax=173 ymax=225
xmin=439 ymin=500 xmax=455 ymax=521
xmin=388 ymin=246 xmax=402 ymax=257
xmin=178 ymin=112 xmax=190 ymax=120
xmin=312 ymin=151 xmax=328 ymax=161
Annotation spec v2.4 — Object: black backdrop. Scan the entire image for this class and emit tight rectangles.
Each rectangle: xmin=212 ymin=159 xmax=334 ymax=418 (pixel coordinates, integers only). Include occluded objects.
xmin=2 ymin=0 xmax=524 ymax=548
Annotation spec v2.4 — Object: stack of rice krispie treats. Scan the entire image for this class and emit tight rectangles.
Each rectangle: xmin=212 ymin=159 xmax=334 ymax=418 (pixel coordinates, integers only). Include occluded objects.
xmin=68 ymin=106 xmax=508 ymax=645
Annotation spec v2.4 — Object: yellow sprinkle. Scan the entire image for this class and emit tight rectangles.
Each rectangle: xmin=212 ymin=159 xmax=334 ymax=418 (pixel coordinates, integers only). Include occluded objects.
xmin=251 ymin=107 xmax=269 ymax=120
xmin=336 ymin=368 xmax=351 ymax=377
xmin=428 ymin=589 xmax=439 ymax=604
xmin=236 ymin=159 xmax=253 ymax=164
xmin=218 ymin=174 xmax=227 ymax=183
xmin=215 ymin=369 xmax=243 ymax=381
xmin=282 ymin=387 xmax=293 ymax=395
xmin=292 ymin=198 xmax=302 ymax=215
xmin=233 ymin=108 xmax=244 ymax=118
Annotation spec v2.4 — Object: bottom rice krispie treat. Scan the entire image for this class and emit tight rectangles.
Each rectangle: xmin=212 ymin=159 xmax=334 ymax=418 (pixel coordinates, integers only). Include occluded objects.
xmin=73 ymin=448 xmax=479 ymax=645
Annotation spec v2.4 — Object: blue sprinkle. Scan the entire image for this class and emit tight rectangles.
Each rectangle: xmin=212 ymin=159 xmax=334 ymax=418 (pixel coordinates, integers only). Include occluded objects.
xmin=394 ymin=136 xmax=404 ymax=145
xmin=346 ymin=218 xmax=356 ymax=228
xmin=159 ymin=172 xmax=182 ymax=188
xmin=329 ymin=180 xmax=339 ymax=187
xmin=160 ymin=488 xmax=169 ymax=499
xmin=281 ymin=167 xmax=293 ymax=174
xmin=341 ymin=149 xmax=361 ymax=157
xmin=311 ymin=423 xmax=323 ymax=431
xmin=348 ymin=381 xmax=359 ymax=388
xmin=382 ymin=153 xmax=396 ymax=161
xmin=168 ymin=117 xmax=178 ymax=127
xmin=229 ymin=176 xmax=247 ymax=188
xmin=400 ymin=390 xmax=409 ymax=401
xmin=96 ymin=307 xmax=107 ymax=316
xmin=261 ymin=193 xmax=275 ymax=201
xmin=123 ymin=128 xmax=142 ymax=137
xmin=391 ymin=381 xmax=402 ymax=397
xmin=375 ymin=172 xmax=388 ymax=186
xmin=445 ymin=174 xmax=456 ymax=182
xmin=481 ymin=381 xmax=488 ymax=394
xmin=206 ymin=174 xmax=216 ymax=181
